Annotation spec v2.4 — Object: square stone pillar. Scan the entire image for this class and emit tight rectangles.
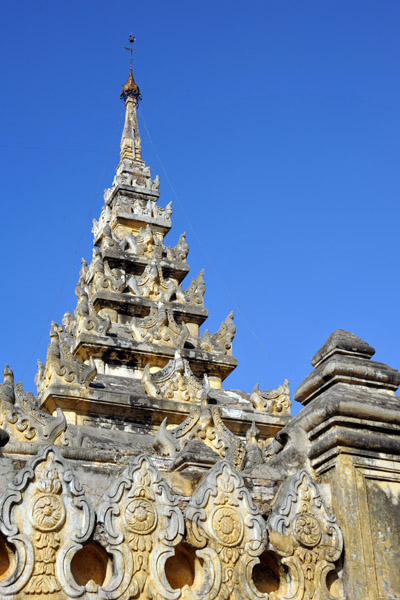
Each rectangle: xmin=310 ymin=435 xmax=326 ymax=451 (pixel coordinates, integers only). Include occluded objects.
xmin=294 ymin=330 xmax=400 ymax=600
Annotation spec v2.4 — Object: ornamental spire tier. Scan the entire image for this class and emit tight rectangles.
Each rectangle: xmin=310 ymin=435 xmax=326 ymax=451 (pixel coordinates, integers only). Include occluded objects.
xmin=119 ymin=34 xmax=142 ymax=164
xmin=31 ymin=37 xmax=291 ymax=445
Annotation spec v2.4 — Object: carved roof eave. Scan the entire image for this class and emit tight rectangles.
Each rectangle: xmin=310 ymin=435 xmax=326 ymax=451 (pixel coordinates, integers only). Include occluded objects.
xmin=107 ymin=182 xmax=160 ymax=205
xmin=69 ymin=331 xmax=238 ymax=376
xmin=110 ymin=210 xmax=171 ymax=231
xmin=93 ymin=212 xmax=171 ymax=248
xmin=100 ymin=247 xmax=190 ymax=282
xmin=38 ymin=382 xmax=288 ymax=439
xmin=92 ymin=290 xmax=209 ymax=325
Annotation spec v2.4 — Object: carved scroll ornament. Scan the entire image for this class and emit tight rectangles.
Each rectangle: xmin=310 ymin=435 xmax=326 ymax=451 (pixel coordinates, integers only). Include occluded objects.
xmin=0 ymin=446 xmax=94 ymax=597
xmin=250 ymin=380 xmax=291 ymax=416
xmin=142 ymin=351 xmax=208 ymax=404
xmin=199 ymin=312 xmax=235 ymax=355
xmin=268 ymin=470 xmax=343 ymax=600
xmin=185 ymin=460 xmax=267 ymax=600
xmin=35 ymin=322 xmax=97 ymax=394
xmin=98 ymin=455 xmax=184 ymax=600
xmin=154 ymin=397 xmax=246 ymax=471
xmin=132 ymin=304 xmax=189 ymax=348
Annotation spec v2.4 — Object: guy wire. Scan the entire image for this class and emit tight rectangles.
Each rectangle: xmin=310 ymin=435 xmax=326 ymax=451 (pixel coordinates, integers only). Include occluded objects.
xmin=138 ymin=106 xmax=270 ymax=361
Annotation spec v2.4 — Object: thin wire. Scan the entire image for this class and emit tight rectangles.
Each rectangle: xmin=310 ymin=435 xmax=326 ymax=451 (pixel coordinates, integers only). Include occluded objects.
xmin=22 ymin=107 xmax=125 ymax=378
xmin=138 ymin=107 xmax=270 ymax=360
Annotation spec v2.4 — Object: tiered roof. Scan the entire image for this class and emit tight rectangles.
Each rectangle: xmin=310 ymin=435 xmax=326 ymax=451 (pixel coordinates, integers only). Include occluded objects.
xmin=28 ymin=42 xmax=291 ymax=463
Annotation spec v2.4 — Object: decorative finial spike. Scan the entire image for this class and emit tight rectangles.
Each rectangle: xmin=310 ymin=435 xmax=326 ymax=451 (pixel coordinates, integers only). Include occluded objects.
xmin=121 ymin=34 xmax=141 ymax=104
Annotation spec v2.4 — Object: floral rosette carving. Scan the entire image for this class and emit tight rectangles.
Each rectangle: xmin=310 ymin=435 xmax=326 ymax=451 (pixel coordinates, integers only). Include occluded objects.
xmin=268 ymin=470 xmax=343 ymax=600
xmin=0 ymin=446 xmax=94 ymax=598
xmin=186 ymin=461 xmax=266 ymax=600
xmin=25 ymin=455 xmax=64 ymax=594
xmin=99 ymin=455 xmax=184 ymax=600
xmin=293 ymin=512 xmax=321 ymax=548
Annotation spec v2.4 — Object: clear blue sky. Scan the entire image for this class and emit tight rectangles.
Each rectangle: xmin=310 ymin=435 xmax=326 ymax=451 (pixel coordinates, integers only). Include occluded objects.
xmin=1 ymin=1 xmax=399 ymax=415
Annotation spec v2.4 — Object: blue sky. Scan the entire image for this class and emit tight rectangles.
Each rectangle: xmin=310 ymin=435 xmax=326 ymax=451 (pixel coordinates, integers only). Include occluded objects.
xmin=1 ymin=1 xmax=399 ymax=414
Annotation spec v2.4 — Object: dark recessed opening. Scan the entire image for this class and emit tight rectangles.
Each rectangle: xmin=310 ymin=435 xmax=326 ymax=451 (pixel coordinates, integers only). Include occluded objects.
xmin=165 ymin=543 xmax=196 ymax=590
xmin=252 ymin=551 xmax=280 ymax=595
xmin=70 ymin=542 xmax=110 ymax=588
xmin=0 ymin=534 xmax=14 ymax=580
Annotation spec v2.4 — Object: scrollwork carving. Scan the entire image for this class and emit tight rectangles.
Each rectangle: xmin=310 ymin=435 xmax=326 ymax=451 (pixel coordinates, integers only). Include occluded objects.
xmin=98 ymin=455 xmax=184 ymax=600
xmin=250 ymin=380 xmax=291 ymax=415
xmin=0 ymin=446 xmax=94 ymax=597
xmin=154 ymin=396 xmax=246 ymax=471
xmin=268 ymin=470 xmax=343 ymax=600
xmin=1 ymin=367 xmax=67 ymax=444
xmin=142 ymin=350 xmax=208 ymax=403
xmin=185 ymin=461 xmax=267 ymax=600
xmin=176 ymin=270 xmax=205 ymax=306
xmin=126 ymin=260 xmax=177 ymax=301
xmin=166 ymin=232 xmax=189 ymax=263
xmin=37 ymin=322 xmax=97 ymax=393
xmin=199 ymin=312 xmax=235 ymax=355
xmin=132 ymin=305 xmax=189 ymax=348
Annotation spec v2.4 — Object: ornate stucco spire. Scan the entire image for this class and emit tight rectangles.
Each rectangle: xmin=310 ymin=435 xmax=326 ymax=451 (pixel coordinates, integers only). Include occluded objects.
xmin=120 ymin=34 xmax=143 ymax=164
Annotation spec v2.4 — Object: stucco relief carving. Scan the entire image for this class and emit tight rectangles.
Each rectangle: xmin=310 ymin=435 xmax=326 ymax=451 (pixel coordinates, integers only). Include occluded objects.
xmin=75 ymin=281 xmax=111 ymax=337
xmin=166 ymin=232 xmax=189 ymax=263
xmin=0 ymin=446 xmax=94 ymax=597
xmin=124 ymin=224 xmax=164 ymax=259
xmin=268 ymin=470 xmax=343 ymax=600
xmin=85 ymin=248 xmax=125 ymax=295
xmin=112 ymin=160 xmax=159 ymax=192
xmin=131 ymin=304 xmax=189 ymax=348
xmin=0 ymin=366 xmax=66 ymax=443
xmin=92 ymin=205 xmax=112 ymax=241
xmin=98 ymin=455 xmax=184 ymax=600
xmin=142 ymin=351 xmax=209 ymax=403
xmin=199 ymin=312 xmax=235 ymax=355
xmin=154 ymin=398 xmax=246 ymax=471
xmin=185 ymin=461 xmax=267 ymax=600
xmin=126 ymin=260 xmax=177 ymax=301
xmin=176 ymin=270 xmax=205 ymax=306
xmin=36 ymin=321 xmax=97 ymax=393
xmin=250 ymin=380 xmax=291 ymax=415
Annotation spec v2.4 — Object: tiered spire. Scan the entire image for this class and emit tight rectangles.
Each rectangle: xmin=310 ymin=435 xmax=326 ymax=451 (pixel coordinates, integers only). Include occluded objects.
xmin=31 ymin=37 xmax=290 ymax=443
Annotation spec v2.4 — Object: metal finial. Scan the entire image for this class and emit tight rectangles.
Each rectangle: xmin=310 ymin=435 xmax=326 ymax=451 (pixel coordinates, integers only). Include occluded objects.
xmin=121 ymin=34 xmax=141 ymax=103
xmin=125 ymin=33 xmax=136 ymax=71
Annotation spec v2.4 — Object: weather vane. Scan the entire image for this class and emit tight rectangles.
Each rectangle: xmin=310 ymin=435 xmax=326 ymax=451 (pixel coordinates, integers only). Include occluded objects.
xmin=125 ymin=33 xmax=135 ymax=71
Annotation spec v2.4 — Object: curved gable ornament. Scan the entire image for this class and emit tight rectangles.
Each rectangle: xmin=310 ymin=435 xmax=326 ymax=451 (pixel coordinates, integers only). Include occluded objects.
xmin=0 ymin=445 xmax=94 ymax=597
xmin=185 ymin=460 xmax=267 ymax=600
xmin=98 ymin=455 xmax=184 ymax=600
xmin=268 ymin=470 xmax=343 ymax=600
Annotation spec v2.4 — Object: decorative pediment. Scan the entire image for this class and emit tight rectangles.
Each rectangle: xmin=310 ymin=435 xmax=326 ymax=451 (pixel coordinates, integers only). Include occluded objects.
xmin=75 ymin=282 xmax=111 ymax=337
xmin=268 ymin=470 xmax=343 ymax=600
xmin=35 ymin=322 xmax=97 ymax=394
xmin=153 ymin=398 xmax=246 ymax=471
xmin=1 ymin=368 xmax=66 ymax=443
xmin=185 ymin=460 xmax=267 ymax=600
xmin=250 ymin=380 xmax=291 ymax=415
xmin=166 ymin=232 xmax=189 ymax=263
xmin=132 ymin=305 xmax=189 ymax=347
xmin=0 ymin=446 xmax=94 ymax=597
xmin=176 ymin=270 xmax=205 ymax=306
xmin=125 ymin=224 xmax=164 ymax=259
xmin=126 ymin=260 xmax=177 ymax=301
xmin=199 ymin=312 xmax=235 ymax=355
xmin=142 ymin=351 xmax=208 ymax=403
xmin=98 ymin=455 xmax=184 ymax=600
